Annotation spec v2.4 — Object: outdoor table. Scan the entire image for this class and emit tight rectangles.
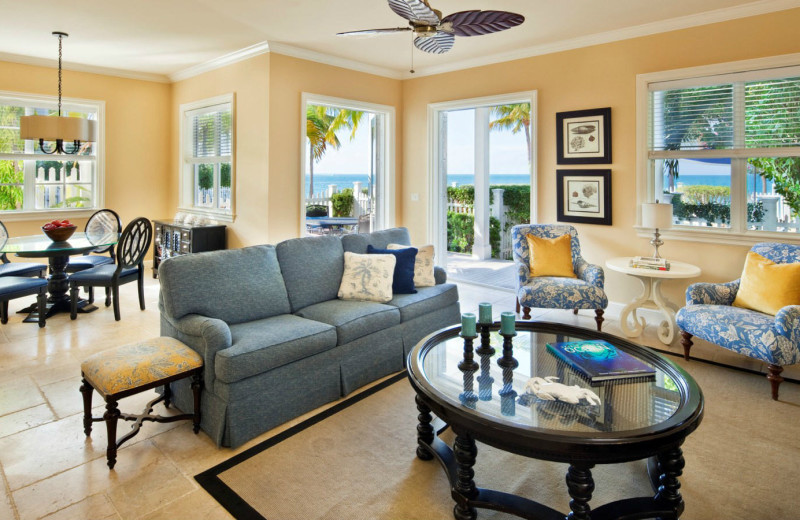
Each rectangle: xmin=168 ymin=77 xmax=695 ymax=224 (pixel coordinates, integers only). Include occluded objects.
xmin=305 ymin=217 xmax=358 ymax=235
xmin=1 ymin=231 xmax=119 ymax=322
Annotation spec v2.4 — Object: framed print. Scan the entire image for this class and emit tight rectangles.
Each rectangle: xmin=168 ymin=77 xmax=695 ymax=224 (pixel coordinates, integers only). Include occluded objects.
xmin=557 ymin=170 xmax=612 ymax=225
xmin=556 ymin=107 xmax=611 ymax=164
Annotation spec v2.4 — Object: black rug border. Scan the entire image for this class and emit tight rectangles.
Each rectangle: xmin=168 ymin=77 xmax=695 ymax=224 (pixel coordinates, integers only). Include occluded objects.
xmin=194 ymin=371 xmax=408 ymax=520
xmin=195 ymin=345 xmax=797 ymax=519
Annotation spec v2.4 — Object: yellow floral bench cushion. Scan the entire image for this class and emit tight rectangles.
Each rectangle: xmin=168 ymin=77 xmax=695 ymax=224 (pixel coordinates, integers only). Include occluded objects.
xmin=81 ymin=337 xmax=203 ymax=396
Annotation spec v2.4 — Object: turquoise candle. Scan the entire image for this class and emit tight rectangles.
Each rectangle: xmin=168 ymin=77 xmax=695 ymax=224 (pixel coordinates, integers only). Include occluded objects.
xmin=461 ymin=313 xmax=477 ymax=336
xmin=500 ymin=312 xmax=515 ymax=335
xmin=478 ymin=302 xmax=492 ymax=324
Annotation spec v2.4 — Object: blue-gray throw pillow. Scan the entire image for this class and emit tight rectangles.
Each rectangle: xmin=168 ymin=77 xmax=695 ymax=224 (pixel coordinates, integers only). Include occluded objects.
xmin=367 ymin=244 xmax=417 ymax=294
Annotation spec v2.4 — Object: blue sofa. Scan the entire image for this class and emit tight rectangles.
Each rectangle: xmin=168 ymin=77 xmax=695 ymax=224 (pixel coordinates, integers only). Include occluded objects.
xmin=158 ymin=227 xmax=460 ymax=447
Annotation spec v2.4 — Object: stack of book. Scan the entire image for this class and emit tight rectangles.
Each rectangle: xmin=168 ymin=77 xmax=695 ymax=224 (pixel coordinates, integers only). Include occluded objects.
xmin=629 ymin=256 xmax=670 ymax=271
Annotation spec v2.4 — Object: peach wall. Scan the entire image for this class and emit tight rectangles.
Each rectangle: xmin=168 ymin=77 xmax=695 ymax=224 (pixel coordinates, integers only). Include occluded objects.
xmin=401 ymin=8 xmax=800 ymax=305
xmin=0 ymin=61 xmax=171 ymax=239
xmin=266 ymin=53 xmax=403 ymax=243
xmin=170 ymin=54 xmax=270 ymax=249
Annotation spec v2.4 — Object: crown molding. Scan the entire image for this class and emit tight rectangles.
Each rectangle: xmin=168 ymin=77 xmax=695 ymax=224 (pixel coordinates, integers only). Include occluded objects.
xmin=0 ymin=51 xmax=170 ymax=83
xmin=403 ymin=0 xmax=800 ymax=78
xmin=168 ymin=41 xmax=271 ymax=82
xmin=266 ymin=42 xmax=404 ymax=80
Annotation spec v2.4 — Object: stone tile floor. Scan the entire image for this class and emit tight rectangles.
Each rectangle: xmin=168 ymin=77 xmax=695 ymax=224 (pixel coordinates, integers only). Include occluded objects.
xmin=0 ymin=275 xmax=795 ymax=519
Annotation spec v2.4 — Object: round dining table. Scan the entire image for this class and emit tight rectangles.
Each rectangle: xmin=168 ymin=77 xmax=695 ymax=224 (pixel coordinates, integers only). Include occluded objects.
xmin=0 ymin=231 xmax=119 ymax=322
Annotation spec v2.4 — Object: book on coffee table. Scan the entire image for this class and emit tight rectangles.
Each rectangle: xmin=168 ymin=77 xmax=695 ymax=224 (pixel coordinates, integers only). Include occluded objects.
xmin=546 ymin=340 xmax=656 ymax=384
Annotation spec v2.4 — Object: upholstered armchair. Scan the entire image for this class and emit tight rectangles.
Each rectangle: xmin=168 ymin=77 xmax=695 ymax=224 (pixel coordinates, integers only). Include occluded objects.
xmin=676 ymin=242 xmax=800 ymax=400
xmin=511 ymin=224 xmax=608 ymax=331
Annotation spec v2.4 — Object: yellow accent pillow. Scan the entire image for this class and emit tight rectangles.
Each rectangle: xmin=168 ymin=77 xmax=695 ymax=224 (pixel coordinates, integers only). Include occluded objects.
xmin=732 ymin=251 xmax=800 ymax=315
xmin=526 ymin=233 xmax=576 ymax=278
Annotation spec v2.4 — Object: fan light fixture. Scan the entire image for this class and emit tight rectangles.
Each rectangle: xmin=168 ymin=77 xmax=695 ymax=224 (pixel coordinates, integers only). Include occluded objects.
xmin=19 ymin=32 xmax=96 ymax=155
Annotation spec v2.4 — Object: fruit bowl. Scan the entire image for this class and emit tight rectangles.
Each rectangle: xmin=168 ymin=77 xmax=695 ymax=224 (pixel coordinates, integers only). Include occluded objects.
xmin=42 ymin=223 xmax=77 ymax=242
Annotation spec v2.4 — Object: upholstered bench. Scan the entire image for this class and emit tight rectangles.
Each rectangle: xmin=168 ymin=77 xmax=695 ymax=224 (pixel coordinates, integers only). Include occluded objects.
xmin=80 ymin=337 xmax=203 ymax=469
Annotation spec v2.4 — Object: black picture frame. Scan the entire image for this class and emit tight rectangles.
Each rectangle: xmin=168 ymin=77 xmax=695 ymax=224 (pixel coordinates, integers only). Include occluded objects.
xmin=556 ymin=170 xmax=612 ymax=225
xmin=556 ymin=107 xmax=612 ymax=164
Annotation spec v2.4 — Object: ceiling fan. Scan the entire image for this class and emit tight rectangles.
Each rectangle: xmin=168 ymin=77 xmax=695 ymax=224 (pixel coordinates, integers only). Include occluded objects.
xmin=337 ymin=0 xmax=525 ymax=55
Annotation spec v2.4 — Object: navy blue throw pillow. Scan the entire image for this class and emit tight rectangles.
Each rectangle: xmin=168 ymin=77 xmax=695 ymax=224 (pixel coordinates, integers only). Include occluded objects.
xmin=367 ymin=244 xmax=418 ymax=294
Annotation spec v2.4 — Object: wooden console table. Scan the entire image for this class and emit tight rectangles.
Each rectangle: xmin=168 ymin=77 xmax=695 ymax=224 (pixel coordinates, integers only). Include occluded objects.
xmin=152 ymin=220 xmax=226 ymax=278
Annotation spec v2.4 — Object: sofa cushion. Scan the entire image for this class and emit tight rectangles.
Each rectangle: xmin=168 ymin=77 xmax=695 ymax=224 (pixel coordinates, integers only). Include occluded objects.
xmin=295 ymin=299 xmax=401 ymax=345
xmin=387 ymin=283 xmax=459 ymax=322
xmin=367 ymin=244 xmax=417 ymax=294
xmin=388 ymin=243 xmax=435 ymax=287
xmin=341 ymin=227 xmax=411 ymax=254
xmin=159 ymin=245 xmax=291 ymax=324
xmin=216 ymin=314 xmax=337 ymax=384
xmin=276 ymin=235 xmax=344 ymax=312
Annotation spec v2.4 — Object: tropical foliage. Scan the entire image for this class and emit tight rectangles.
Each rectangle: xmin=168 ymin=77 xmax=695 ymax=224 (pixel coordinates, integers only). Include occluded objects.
xmin=331 ymin=188 xmax=355 ymax=217
xmin=306 ymin=105 xmax=364 ymax=197
xmin=489 ymin=103 xmax=531 ymax=161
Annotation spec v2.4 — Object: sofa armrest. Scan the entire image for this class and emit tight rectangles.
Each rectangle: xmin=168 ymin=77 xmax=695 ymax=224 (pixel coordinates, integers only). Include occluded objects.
xmin=516 ymin=262 xmax=532 ymax=291
xmin=160 ymin=311 xmax=232 ymax=388
xmin=434 ymin=265 xmax=447 ymax=284
xmin=575 ymin=258 xmax=604 ymax=288
xmin=685 ymin=280 xmax=740 ymax=306
xmin=775 ymin=305 xmax=800 ymax=344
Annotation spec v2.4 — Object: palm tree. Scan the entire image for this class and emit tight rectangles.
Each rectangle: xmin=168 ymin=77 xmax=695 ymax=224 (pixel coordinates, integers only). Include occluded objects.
xmin=306 ymin=105 xmax=364 ymax=197
xmin=489 ymin=103 xmax=532 ymax=162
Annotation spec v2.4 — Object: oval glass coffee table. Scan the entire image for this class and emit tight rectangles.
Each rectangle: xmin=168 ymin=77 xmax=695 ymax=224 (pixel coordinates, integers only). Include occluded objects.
xmin=407 ymin=321 xmax=704 ymax=520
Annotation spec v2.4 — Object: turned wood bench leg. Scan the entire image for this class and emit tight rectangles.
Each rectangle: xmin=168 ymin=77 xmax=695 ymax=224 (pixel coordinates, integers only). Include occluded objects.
xmin=104 ymin=399 xmax=120 ymax=469
xmin=80 ymin=377 xmax=93 ymax=437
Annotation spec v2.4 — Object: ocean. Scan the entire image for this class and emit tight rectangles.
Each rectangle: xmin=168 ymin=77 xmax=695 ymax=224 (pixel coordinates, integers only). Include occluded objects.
xmin=306 ymin=173 xmax=531 ymax=194
xmin=305 ymin=173 xmax=772 ymax=194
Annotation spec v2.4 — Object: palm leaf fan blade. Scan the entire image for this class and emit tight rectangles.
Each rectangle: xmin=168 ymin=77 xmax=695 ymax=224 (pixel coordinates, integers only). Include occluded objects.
xmin=387 ymin=0 xmax=440 ymax=25
xmin=442 ymin=10 xmax=525 ymax=37
xmin=414 ymin=32 xmax=454 ymax=54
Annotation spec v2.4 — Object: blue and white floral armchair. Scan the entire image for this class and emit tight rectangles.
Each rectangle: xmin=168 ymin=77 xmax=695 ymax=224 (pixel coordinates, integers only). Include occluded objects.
xmin=676 ymin=242 xmax=800 ymax=400
xmin=511 ymin=224 xmax=608 ymax=331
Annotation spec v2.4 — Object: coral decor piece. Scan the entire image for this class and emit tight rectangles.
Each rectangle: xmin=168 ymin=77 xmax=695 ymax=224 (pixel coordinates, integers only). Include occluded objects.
xmin=523 ymin=376 xmax=601 ymax=405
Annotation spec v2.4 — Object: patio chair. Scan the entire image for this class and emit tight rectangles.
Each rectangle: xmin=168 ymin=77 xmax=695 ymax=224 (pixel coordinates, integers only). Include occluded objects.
xmin=0 ymin=221 xmax=47 ymax=278
xmin=69 ymin=217 xmax=152 ymax=321
xmin=676 ymin=242 xmax=800 ymax=400
xmin=511 ymin=224 xmax=608 ymax=331
xmin=358 ymin=214 xmax=371 ymax=234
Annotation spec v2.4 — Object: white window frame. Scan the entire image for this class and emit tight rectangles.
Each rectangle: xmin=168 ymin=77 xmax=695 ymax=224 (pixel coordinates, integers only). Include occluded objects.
xmin=299 ymin=93 xmax=396 ymax=233
xmin=179 ymin=94 xmax=235 ymax=222
xmin=636 ymin=53 xmax=800 ymax=246
xmin=427 ymin=91 xmax=538 ymax=264
xmin=0 ymin=90 xmax=104 ymax=221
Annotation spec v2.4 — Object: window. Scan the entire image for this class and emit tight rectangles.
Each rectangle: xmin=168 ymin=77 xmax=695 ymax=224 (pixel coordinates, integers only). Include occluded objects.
xmin=0 ymin=92 xmax=102 ymax=217
xmin=638 ymin=58 xmax=800 ymax=243
xmin=180 ymin=95 xmax=233 ymax=219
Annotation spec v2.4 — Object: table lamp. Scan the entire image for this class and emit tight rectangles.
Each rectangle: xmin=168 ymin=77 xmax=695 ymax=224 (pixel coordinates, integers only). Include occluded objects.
xmin=641 ymin=201 xmax=673 ymax=259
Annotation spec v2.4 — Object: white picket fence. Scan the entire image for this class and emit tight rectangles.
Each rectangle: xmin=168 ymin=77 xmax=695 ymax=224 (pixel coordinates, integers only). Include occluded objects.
xmin=306 ymin=181 xmax=371 ymax=218
xmin=447 ymin=188 xmax=516 ymax=260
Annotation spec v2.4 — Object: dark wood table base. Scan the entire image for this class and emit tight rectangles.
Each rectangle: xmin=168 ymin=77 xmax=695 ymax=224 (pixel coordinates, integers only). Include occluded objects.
xmin=17 ymin=253 xmax=99 ymax=322
xmin=415 ymin=398 xmax=685 ymax=520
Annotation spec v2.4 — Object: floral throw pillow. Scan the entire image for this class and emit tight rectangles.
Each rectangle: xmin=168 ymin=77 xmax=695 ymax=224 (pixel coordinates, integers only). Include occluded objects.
xmin=388 ymin=243 xmax=436 ymax=287
xmin=338 ymin=252 xmax=396 ymax=303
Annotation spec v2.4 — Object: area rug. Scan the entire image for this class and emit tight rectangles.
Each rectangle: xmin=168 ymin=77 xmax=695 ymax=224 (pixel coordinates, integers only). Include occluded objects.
xmin=196 ymin=357 xmax=800 ymax=520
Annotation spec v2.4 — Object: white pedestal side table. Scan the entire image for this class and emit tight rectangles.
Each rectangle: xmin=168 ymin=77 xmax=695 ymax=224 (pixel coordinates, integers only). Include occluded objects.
xmin=605 ymin=257 xmax=701 ymax=345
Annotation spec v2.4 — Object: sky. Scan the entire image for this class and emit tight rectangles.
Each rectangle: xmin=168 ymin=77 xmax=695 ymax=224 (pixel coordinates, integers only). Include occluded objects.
xmin=307 ymin=107 xmax=531 ymax=176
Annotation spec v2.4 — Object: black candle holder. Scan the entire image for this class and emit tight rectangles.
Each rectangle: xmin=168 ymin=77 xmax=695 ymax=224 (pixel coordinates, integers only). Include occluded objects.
xmin=475 ymin=323 xmax=495 ymax=356
xmin=497 ymin=331 xmax=519 ymax=370
xmin=458 ymin=333 xmax=479 ymax=372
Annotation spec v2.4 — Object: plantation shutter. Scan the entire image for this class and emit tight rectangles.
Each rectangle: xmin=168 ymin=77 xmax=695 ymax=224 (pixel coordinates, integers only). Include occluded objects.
xmin=649 ymin=71 xmax=800 ymax=158
xmin=745 ymin=76 xmax=800 ymax=148
xmin=190 ymin=105 xmax=232 ymax=158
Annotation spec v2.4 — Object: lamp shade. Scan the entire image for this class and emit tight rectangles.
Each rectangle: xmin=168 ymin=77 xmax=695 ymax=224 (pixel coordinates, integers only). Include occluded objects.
xmin=641 ymin=202 xmax=673 ymax=230
xmin=20 ymin=115 xmax=96 ymax=142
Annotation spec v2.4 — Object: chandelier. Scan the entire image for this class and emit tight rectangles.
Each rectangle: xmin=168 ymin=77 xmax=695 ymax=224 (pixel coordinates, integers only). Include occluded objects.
xmin=19 ymin=32 xmax=97 ymax=154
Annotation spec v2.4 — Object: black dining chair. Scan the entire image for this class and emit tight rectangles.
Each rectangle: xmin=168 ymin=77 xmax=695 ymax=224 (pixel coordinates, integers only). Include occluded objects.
xmin=69 ymin=217 xmax=152 ymax=321
xmin=0 ymin=277 xmax=47 ymax=328
xmin=0 ymin=221 xmax=46 ymax=278
xmin=66 ymin=209 xmax=122 ymax=303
